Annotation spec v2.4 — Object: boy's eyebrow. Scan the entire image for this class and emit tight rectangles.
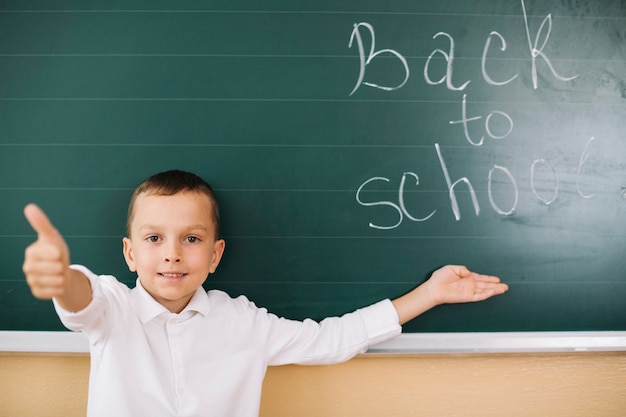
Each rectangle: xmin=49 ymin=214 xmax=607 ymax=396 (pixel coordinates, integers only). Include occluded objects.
xmin=185 ymin=224 xmax=211 ymax=233
xmin=137 ymin=224 xmax=211 ymax=233
xmin=137 ymin=224 xmax=161 ymax=232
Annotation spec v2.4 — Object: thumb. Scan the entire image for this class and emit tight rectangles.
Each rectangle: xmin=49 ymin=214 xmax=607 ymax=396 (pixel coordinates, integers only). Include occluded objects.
xmin=24 ymin=204 xmax=64 ymax=244
xmin=454 ymin=265 xmax=471 ymax=278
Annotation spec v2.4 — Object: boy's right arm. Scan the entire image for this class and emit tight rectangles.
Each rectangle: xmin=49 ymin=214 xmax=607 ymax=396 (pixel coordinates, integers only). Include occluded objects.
xmin=22 ymin=204 xmax=92 ymax=312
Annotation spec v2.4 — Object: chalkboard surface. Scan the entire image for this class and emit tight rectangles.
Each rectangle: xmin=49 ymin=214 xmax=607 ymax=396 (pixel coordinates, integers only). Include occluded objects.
xmin=1 ymin=0 xmax=625 ymax=333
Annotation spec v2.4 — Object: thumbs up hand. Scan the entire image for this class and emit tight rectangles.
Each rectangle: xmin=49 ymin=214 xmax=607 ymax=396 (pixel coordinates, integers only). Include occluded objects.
xmin=23 ymin=204 xmax=91 ymax=311
xmin=23 ymin=204 xmax=71 ymax=300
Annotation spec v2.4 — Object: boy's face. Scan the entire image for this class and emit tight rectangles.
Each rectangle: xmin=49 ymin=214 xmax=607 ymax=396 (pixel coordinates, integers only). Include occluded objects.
xmin=122 ymin=191 xmax=225 ymax=313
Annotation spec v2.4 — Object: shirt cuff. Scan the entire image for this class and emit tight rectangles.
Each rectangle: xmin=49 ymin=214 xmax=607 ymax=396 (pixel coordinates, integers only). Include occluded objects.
xmin=356 ymin=299 xmax=402 ymax=346
xmin=52 ymin=264 xmax=101 ymax=329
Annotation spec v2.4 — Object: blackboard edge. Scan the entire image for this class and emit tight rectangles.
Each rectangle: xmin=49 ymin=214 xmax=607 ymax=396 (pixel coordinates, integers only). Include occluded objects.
xmin=2 ymin=331 xmax=626 ymax=354
xmin=366 ymin=331 xmax=626 ymax=354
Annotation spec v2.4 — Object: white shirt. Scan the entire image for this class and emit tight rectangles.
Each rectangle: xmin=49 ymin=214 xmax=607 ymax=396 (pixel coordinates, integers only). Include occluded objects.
xmin=54 ymin=265 xmax=401 ymax=417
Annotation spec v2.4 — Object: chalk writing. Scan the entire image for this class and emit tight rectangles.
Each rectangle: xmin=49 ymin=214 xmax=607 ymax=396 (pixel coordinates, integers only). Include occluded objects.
xmin=356 ymin=141 xmax=600 ymax=227
xmin=482 ymin=31 xmax=518 ymax=86
xmin=399 ymin=172 xmax=437 ymax=223
xmin=435 ymin=143 xmax=480 ymax=221
xmin=351 ymin=0 xmax=603 ymax=230
xmin=424 ymin=32 xmax=470 ymax=91
xmin=348 ymin=22 xmax=409 ymax=96
xmin=576 ymin=137 xmax=596 ymax=199
xmin=449 ymin=94 xmax=514 ymax=146
xmin=530 ymin=159 xmax=559 ymax=206
xmin=355 ymin=173 xmax=436 ymax=230
xmin=349 ymin=0 xmax=577 ymax=94
xmin=520 ymin=0 xmax=578 ymax=89
xmin=488 ymin=165 xmax=518 ymax=216
xmin=356 ymin=177 xmax=403 ymax=230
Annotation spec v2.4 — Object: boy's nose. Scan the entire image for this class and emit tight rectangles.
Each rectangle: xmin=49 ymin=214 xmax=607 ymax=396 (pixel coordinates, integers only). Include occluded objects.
xmin=165 ymin=255 xmax=181 ymax=263
xmin=164 ymin=244 xmax=182 ymax=263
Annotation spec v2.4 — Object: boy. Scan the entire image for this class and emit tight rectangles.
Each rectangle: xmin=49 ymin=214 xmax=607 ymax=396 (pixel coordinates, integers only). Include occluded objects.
xmin=23 ymin=169 xmax=508 ymax=417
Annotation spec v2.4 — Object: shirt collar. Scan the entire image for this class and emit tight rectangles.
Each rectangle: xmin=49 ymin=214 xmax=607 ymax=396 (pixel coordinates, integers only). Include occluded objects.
xmin=131 ymin=279 xmax=211 ymax=323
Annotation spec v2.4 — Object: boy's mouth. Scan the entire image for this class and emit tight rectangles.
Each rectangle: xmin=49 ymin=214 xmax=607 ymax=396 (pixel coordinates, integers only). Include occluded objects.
xmin=159 ymin=273 xmax=186 ymax=279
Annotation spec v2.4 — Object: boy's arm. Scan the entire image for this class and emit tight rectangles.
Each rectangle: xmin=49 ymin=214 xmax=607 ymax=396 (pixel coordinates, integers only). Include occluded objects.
xmin=22 ymin=204 xmax=92 ymax=312
xmin=392 ymin=265 xmax=508 ymax=325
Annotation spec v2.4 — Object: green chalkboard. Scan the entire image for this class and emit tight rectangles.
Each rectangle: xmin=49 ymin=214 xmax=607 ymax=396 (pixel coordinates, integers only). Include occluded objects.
xmin=1 ymin=0 xmax=625 ymax=333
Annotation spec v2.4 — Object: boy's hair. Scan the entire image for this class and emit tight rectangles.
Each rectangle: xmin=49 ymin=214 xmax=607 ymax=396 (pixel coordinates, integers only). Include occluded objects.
xmin=126 ymin=170 xmax=221 ymax=238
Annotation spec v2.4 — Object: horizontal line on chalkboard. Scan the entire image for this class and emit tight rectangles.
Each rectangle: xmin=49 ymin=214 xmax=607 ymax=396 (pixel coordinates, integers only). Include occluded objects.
xmin=0 ymin=187 xmax=455 ymax=194
xmin=2 ymin=54 xmax=375 ymax=58
xmin=1 ymin=278 xmax=623 ymax=286
xmin=0 ymin=54 xmax=474 ymax=58
xmin=0 ymin=98 xmax=616 ymax=106
xmin=5 ymin=235 xmax=121 ymax=239
xmin=224 ymin=235 xmax=626 ymax=239
xmin=0 ymin=54 xmax=608 ymax=63
xmin=0 ymin=98 xmax=450 ymax=103
xmin=0 ymin=187 xmax=133 ymax=191
xmin=0 ymin=281 xmax=601 ymax=289
xmin=0 ymin=143 xmax=451 ymax=149
xmin=0 ymin=10 xmax=622 ymax=20
xmin=8 ymin=234 xmax=625 ymax=240
xmin=0 ymin=234 xmax=552 ymax=239
xmin=212 ymin=280 xmax=626 ymax=285
xmin=1 ymin=184 xmax=445 ymax=189
xmin=0 ymin=98 xmax=465 ymax=103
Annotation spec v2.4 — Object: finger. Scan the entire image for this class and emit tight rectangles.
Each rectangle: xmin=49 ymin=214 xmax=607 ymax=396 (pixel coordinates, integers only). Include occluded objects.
xmin=476 ymin=282 xmax=509 ymax=297
xmin=26 ymin=273 xmax=65 ymax=288
xmin=28 ymin=282 xmax=66 ymax=300
xmin=472 ymin=273 xmax=502 ymax=283
xmin=24 ymin=241 xmax=65 ymax=263
xmin=24 ymin=204 xmax=62 ymax=243
xmin=479 ymin=283 xmax=508 ymax=293
xmin=24 ymin=266 xmax=67 ymax=297
xmin=23 ymin=258 xmax=67 ymax=276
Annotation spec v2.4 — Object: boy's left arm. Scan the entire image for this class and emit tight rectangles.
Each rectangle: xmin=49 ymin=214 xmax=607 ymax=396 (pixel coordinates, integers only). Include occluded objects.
xmin=392 ymin=265 xmax=508 ymax=325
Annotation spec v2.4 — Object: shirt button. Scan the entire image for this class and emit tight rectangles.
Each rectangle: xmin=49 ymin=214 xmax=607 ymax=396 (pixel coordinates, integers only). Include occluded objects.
xmin=178 ymin=387 xmax=185 ymax=395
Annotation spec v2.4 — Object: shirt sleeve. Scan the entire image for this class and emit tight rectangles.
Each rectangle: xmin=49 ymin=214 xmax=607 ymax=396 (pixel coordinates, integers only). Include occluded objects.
xmin=53 ymin=264 xmax=128 ymax=344
xmin=260 ymin=299 xmax=402 ymax=366
xmin=358 ymin=299 xmax=403 ymax=346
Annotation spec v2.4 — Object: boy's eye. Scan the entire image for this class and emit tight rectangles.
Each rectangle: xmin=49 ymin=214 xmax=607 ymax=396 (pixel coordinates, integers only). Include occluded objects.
xmin=146 ymin=235 xmax=160 ymax=243
xmin=185 ymin=236 xmax=199 ymax=243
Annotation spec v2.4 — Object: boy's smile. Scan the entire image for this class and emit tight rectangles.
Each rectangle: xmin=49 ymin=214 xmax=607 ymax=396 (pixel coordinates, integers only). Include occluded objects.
xmin=122 ymin=191 xmax=225 ymax=313
xmin=159 ymin=273 xmax=186 ymax=279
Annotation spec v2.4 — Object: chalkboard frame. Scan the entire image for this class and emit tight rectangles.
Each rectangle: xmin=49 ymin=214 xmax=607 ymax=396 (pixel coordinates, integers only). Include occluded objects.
xmin=2 ymin=331 xmax=626 ymax=354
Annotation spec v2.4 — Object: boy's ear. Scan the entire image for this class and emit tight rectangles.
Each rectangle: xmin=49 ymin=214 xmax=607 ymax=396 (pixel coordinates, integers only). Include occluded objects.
xmin=209 ymin=239 xmax=226 ymax=274
xmin=122 ymin=237 xmax=137 ymax=272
